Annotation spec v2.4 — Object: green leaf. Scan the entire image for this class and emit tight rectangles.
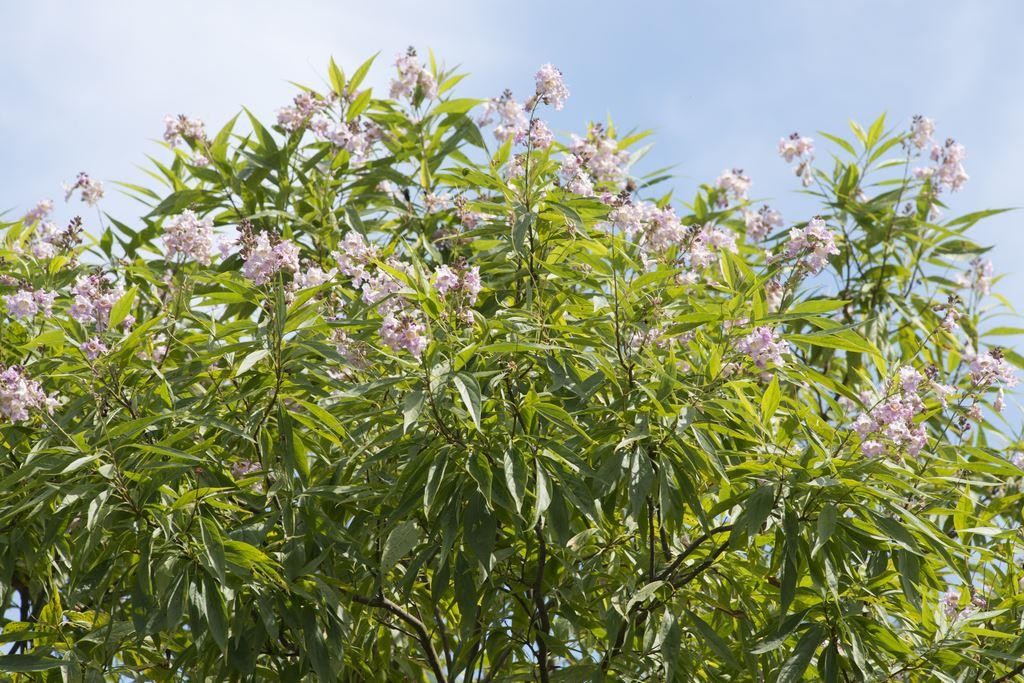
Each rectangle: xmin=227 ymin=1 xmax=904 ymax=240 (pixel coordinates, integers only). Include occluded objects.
xmin=146 ymin=189 xmax=207 ymax=218
xmin=0 ymin=655 xmax=67 ymax=672
xmin=813 ymin=504 xmax=837 ymax=556
xmin=236 ymin=349 xmax=270 ymax=376
xmin=452 ymin=373 xmax=482 ymax=430
xmin=381 ymin=521 xmax=420 ymax=572
xmin=761 ymin=376 xmax=781 ymax=420
xmin=403 ymin=390 xmax=425 ymax=433
xmin=777 ymin=625 xmax=826 ymax=683
xmin=107 ymin=286 xmax=137 ymax=329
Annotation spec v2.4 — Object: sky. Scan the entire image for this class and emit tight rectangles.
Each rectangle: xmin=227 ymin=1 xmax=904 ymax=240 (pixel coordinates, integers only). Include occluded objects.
xmin=2 ymin=1 xmax=1022 ymax=307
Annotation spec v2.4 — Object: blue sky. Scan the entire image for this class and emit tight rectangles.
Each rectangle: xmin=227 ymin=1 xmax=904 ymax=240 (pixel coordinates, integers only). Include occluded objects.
xmin=2 ymin=1 xmax=1022 ymax=308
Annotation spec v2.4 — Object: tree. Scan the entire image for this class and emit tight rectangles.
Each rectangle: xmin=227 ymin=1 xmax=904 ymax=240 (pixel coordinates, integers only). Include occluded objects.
xmin=1 ymin=49 xmax=1022 ymax=681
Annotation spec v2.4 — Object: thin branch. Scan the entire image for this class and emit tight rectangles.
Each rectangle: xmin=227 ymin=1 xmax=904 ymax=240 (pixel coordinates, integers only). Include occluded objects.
xmin=350 ymin=593 xmax=448 ymax=683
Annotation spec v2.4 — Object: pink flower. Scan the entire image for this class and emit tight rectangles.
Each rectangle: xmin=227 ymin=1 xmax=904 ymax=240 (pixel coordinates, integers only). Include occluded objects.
xmin=968 ymin=349 xmax=1017 ymax=389
xmin=861 ymin=440 xmax=886 ymax=457
xmin=778 ymin=133 xmax=814 ymax=162
xmin=432 ymin=264 xmax=482 ymax=305
xmin=63 ymin=172 xmax=104 ymax=206
xmin=0 ymin=365 xmax=56 ymax=422
xmin=929 ymin=139 xmax=969 ymax=192
xmin=736 ymin=326 xmax=787 ymax=369
xmin=164 ymin=210 xmax=215 ymax=265
xmin=24 ymin=199 xmax=54 ymax=224
xmin=534 ymin=63 xmax=569 ymax=110
xmin=522 ymin=119 xmax=554 ymax=149
xmin=433 ymin=265 xmax=460 ymax=295
xmin=163 ymin=114 xmax=207 ymax=147
xmin=80 ymin=337 xmax=108 ymax=361
xmin=70 ymin=274 xmax=123 ymax=330
xmin=1 ymin=288 xmax=57 ymax=323
xmin=478 ymin=91 xmax=528 ymax=143
xmin=333 ymin=232 xmax=379 ymax=288
xmin=714 ymin=168 xmax=751 ymax=206
xmin=380 ymin=311 xmax=428 ymax=358
xmin=910 ymin=115 xmax=935 ymax=150
xmin=784 ymin=218 xmax=840 ymax=275
xmin=292 ymin=265 xmax=338 ymax=290
xmin=778 ymin=133 xmax=815 ymax=186
xmin=390 ymin=48 xmax=437 ymax=102
xmin=742 ymin=205 xmax=783 ymax=241
xmin=241 ymin=233 xmax=300 ymax=285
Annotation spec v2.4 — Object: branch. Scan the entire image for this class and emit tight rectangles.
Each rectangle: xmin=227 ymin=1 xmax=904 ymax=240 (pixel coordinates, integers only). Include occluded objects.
xmin=656 ymin=524 xmax=733 ymax=582
xmin=350 ymin=593 xmax=447 ymax=683
xmin=533 ymin=522 xmax=551 ymax=683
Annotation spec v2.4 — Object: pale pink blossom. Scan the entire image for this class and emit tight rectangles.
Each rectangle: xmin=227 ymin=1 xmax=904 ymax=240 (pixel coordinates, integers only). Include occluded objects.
xmin=64 ymin=172 xmax=104 ymax=206
xmin=80 ymin=337 xmax=108 ymax=361
xmin=164 ymin=210 xmax=215 ymax=265
xmin=743 ymin=205 xmax=783 ymax=241
xmin=714 ymin=168 xmax=751 ymax=206
xmin=241 ymin=233 xmax=301 ymax=285
xmin=390 ymin=48 xmax=437 ymax=102
xmin=478 ymin=91 xmax=528 ymax=143
xmin=24 ymin=199 xmax=54 ymax=224
xmin=783 ymin=218 xmax=840 ymax=274
xmin=534 ymin=63 xmax=569 ymax=110
xmin=0 ymin=365 xmax=56 ymax=422
xmin=736 ymin=326 xmax=787 ymax=369
xmin=910 ymin=115 xmax=935 ymax=150
xmin=379 ymin=311 xmax=429 ymax=358
xmin=163 ymin=114 xmax=207 ymax=147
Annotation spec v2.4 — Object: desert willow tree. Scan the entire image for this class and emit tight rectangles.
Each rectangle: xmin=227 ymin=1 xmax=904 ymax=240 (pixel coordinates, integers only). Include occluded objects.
xmin=1 ymin=49 xmax=1023 ymax=681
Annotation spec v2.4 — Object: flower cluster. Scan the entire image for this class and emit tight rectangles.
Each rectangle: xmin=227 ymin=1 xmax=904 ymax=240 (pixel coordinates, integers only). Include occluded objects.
xmin=389 ymin=48 xmax=437 ymax=102
xmin=239 ymin=231 xmax=301 ymax=285
xmin=742 ymin=205 xmax=783 ymax=242
xmin=910 ymin=115 xmax=935 ymax=150
xmin=736 ymin=326 xmax=788 ymax=369
xmin=276 ymin=91 xmax=330 ymax=132
xmin=533 ymin=63 xmax=569 ymax=110
xmin=163 ymin=114 xmax=207 ymax=147
xmin=478 ymin=90 xmax=529 ymax=143
xmin=27 ymin=217 xmax=83 ymax=260
xmin=63 ymin=172 xmax=104 ymax=206
xmin=310 ymin=117 xmax=382 ymax=165
xmin=24 ymin=199 xmax=54 ymax=224
xmin=433 ymin=263 xmax=481 ymax=325
xmin=3 ymin=288 xmax=56 ymax=321
xmin=70 ymin=273 xmax=124 ymax=330
xmin=329 ymin=328 xmax=369 ymax=370
xmin=560 ymin=124 xmax=631 ymax=195
xmin=331 ymin=232 xmax=429 ymax=357
xmin=851 ymin=367 xmax=946 ymax=457
xmin=164 ymin=210 xmax=216 ymax=265
xmin=80 ymin=336 xmax=109 ymax=361
xmin=916 ymin=138 xmax=969 ymax=193
xmin=942 ymin=588 xmax=987 ymax=621
xmin=609 ymin=201 xmax=738 ymax=276
xmin=967 ymin=348 xmax=1017 ymax=413
xmin=333 ymin=232 xmax=379 ymax=287
xmin=782 ymin=217 xmax=840 ymax=275
xmin=778 ymin=132 xmax=814 ymax=186
xmin=292 ymin=263 xmax=338 ymax=291
xmin=380 ymin=311 xmax=429 ymax=358
xmin=957 ymin=256 xmax=994 ymax=296
xmin=0 ymin=365 xmax=55 ymax=423
xmin=714 ymin=169 xmax=751 ymax=207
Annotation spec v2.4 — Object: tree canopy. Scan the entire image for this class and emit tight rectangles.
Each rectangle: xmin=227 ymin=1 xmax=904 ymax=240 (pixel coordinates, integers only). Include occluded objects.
xmin=2 ymin=50 xmax=1023 ymax=681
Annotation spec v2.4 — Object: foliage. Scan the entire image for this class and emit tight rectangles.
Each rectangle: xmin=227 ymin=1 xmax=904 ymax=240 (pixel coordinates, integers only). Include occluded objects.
xmin=1 ymin=50 xmax=1023 ymax=681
